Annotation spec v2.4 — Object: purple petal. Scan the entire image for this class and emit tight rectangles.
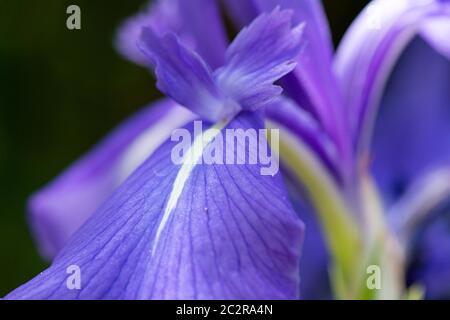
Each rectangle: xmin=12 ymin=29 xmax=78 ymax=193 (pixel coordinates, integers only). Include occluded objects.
xmin=369 ymin=37 xmax=450 ymax=299
xmin=115 ymin=0 xmax=179 ymax=67
xmin=223 ymin=0 xmax=352 ymax=181
xmin=139 ymin=9 xmax=304 ymax=122
xmin=116 ymin=0 xmax=227 ymax=69
xmin=265 ymin=97 xmax=340 ymax=181
xmin=370 ymin=37 xmax=450 ymax=206
xmin=420 ymin=13 xmax=450 ymax=59
xmin=215 ymin=8 xmax=304 ymax=112
xmin=298 ymin=209 xmax=331 ymax=300
xmin=138 ymin=29 xmax=232 ymax=122
xmin=7 ymin=113 xmax=304 ymax=300
xmin=388 ymin=168 xmax=450 ymax=242
xmin=29 ymin=99 xmax=195 ymax=259
xmin=257 ymin=0 xmax=349 ymax=155
xmin=335 ymin=0 xmax=450 ymax=149
xmin=176 ymin=0 xmax=228 ymax=69
xmin=284 ymin=178 xmax=331 ymax=299
xmin=407 ymin=203 xmax=450 ymax=299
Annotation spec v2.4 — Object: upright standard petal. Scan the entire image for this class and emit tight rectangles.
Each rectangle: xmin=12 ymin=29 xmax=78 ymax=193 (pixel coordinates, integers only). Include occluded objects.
xmin=29 ymin=99 xmax=195 ymax=259
xmin=370 ymin=37 xmax=450 ymax=206
xmin=335 ymin=0 xmax=450 ymax=150
xmin=7 ymin=113 xmax=304 ymax=300
xmin=138 ymin=9 xmax=303 ymax=122
xmin=116 ymin=0 xmax=227 ymax=69
xmin=368 ymin=38 xmax=450 ymax=299
xmin=215 ymin=8 xmax=304 ymax=112
xmin=223 ymin=0 xmax=352 ymax=182
xmin=138 ymin=28 xmax=232 ymax=122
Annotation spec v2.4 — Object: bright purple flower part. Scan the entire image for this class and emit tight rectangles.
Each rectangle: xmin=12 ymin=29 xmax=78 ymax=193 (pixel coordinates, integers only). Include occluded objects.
xmin=7 ymin=7 xmax=305 ymax=300
xmin=7 ymin=0 xmax=450 ymax=300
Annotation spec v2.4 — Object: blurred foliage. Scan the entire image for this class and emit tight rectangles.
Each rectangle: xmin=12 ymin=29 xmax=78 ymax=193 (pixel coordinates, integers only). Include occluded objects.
xmin=0 ymin=0 xmax=368 ymax=296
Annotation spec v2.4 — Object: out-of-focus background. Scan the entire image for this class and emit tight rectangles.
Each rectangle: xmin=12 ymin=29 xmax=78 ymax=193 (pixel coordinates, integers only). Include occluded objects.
xmin=0 ymin=0 xmax=370 ymax=295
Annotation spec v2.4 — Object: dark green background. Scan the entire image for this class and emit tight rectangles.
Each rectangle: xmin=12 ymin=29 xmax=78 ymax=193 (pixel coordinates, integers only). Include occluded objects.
xmin=0 ymin=0 xmax=369 ymax=295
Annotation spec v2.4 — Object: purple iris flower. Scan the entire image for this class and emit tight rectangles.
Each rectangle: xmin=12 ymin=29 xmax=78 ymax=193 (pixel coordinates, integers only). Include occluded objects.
xmin=6 ymin=0 xmax=450 ymax=300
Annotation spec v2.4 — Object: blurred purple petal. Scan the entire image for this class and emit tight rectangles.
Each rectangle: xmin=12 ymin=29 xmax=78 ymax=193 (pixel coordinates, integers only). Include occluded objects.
xmin=407 ymin=203 xmax=450 ymax=299
xmin=176 ymin=0 xmax=227 ymax=69
xmin=335 ymin=0 xmax=450 ymax=148
xmin=116 ymin=0 xmax=227 ymax=68
xmin=116 ymin=0 xmax=180 ymax=67
xmin=7 ymin=113 xmax=304 ymax=300
xmin=223 ymin=0 xmax=352 ymax=180
xmin=420 ymin=12 xmax=450 ymax=59
xmin=370 ymin=37 xmax=450 ymax=206
xmin=284 ymin=177 xmax=331 ymax=299
xmin=266 ymin=97 xmax=339 ymax=180
xmin=30 ymin=99 xmax=194 ymax=259
xmin=367 ymin=34 xmax=450 ymax=299
xmin=264 ymin=0 xmax=349 ymax=160
xmin=388 ymin=168 xmax=450 ymax=242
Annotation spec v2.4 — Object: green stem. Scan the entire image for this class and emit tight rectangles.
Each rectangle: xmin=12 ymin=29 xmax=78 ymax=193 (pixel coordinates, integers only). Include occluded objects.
xmin=271 ymin=122 xmax=406 ymax=299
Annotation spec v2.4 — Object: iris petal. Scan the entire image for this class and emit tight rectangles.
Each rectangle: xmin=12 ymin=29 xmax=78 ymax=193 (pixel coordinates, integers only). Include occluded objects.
xmin=336 ymin=0 xmax=450 ymax=299
xmin=265 ymin=97 xmax=339 ymax=179
xmin=215 ymin=8 xmax=303 ymax=112
xmin=30 ymin=7 xmax=306 ymax=261
xmin=139 ymin=28 xmax=227 ymax=122
xmin=420 ymin=13 xmax=450 ymax=59
xmin=116 ymin=0 xmax=227 ymax=68
xmin=284 ymin=177 xmax=331 ymax=299
xmin=223 ymin=0 xmax=352 ymax=180
xmin=370 ymin=37 xmax=450 ymax=206
xmin=29 ymin=100 xmax=195 ymax=259
xmin=335 ymin=0 xmax=450 ymax=148
xmin=139 ymin=8 xmax=303 ymax=122
xmin=407 ymin=205 xmax=450 ymax=299
xmin=7 ymin=113 xmax=304 ymax=300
